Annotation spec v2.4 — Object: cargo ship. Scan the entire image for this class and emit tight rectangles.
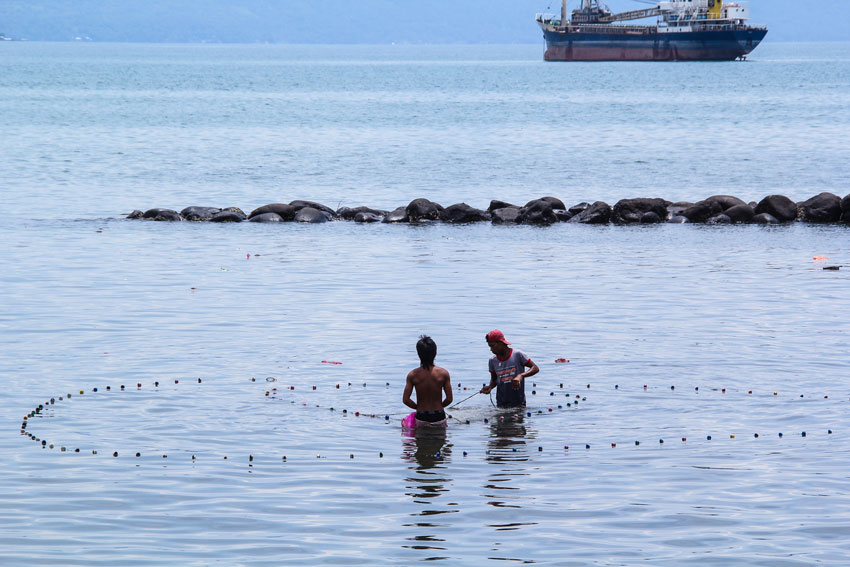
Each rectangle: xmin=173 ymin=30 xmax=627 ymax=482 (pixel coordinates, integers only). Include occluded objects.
xmin=536 ymin=0 xmax=767 ymax=61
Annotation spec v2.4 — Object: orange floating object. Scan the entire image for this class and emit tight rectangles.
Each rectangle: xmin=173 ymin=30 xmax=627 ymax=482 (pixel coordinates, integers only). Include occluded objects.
xmin=813 ymin=256 xmax=829 ymax=261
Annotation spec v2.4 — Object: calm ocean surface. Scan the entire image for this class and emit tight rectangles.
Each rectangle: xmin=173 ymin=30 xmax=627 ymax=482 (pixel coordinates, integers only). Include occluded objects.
xmin=1 ymin=42 xmax=849 ymax=566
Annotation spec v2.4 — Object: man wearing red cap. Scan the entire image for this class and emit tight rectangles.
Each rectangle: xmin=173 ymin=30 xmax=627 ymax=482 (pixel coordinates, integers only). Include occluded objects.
xmin=480 ymin=330 xmax=539 ymax=408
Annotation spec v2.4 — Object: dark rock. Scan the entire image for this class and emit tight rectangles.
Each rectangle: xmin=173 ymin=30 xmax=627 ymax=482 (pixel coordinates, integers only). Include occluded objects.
xmin=488 ymin=200 xmax=517 ymax=212
xmin=554 ymin=209 xmax=573 ymax=222
xmin=441 ymin=203 xmax=491 ymax=224
xmin=667 ymin=215 xmax=690 ymax=224
xmin=491 ymin=207 xmax=521 ymax=224
xmin=568 ymin=202 xmax=591 ymax=215
xmin=221 ymin=207 xmax=246 ymax=217
xmin=517 ymin=199 xmax=557 ymax=225
xmin=142 ymin=208 xmax=182 ymax=221
xmin=525 ymin=196 xmax=566 ymax=211
xmin=249 ymin=203 xmax=296 ymax=221
xmin=294 ymin=207 xmax=329 ymax=223
xmin=640 ymin=211 xmax=662 ymax=224
xmin=354 ymin=212 xmax=383 ymax=223
xmin=337 ymin=206 xmax=387 ymax=220
xmin=127 ymin=210 xmax=144 ymax=219
xmin=705 ymin=195 xmax=747 ymax=211
xmin=569 ymin=201 xmax=612 ymax=224
xmin=723 ymin=204 xmax=755 ymax=224
xmin=843 ymin=194 xmax=850 ymax=223
xmin=248 ymin=213 xmax=283 ymax=223
xmin=290 ymin=200 xmax=337 ymax=218
xmin=406 ymin=198 xmax=444 ymax=222
xmin=752 ymin=213 xmax=780 ymax=225
xmin=706 ymin=214 xmax=732 ymax=225
xmin=612 ymin=198 xmax=669 ymax=224
xmin=797 ymin=192 xmax=842 ymax=223
xmin=181 ymin=206 xmax=222 ymax=221
xmin=383 ymin=207 xmax=409 ymax=223
xmin=681 ymin=200 xmax=723 ymax=223
xmin=210 ymin=211 xmax=245 ymax=223
xmin=754 ymin=195 xmax=796 ymax=222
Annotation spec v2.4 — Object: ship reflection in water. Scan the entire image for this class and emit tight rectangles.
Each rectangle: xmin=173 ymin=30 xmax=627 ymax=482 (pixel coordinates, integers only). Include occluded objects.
xmin=537 ymin=0 xmax=767 ymax=61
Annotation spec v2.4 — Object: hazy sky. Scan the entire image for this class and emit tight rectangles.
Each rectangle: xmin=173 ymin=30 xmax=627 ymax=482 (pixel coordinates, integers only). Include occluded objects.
xmin=1 ymin=1 xmax=847 ymax=43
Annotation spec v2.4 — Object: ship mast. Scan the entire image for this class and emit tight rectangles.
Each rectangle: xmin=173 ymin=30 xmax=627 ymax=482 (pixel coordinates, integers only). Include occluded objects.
xmin=562 ymin=0 xmax=567 ymax=23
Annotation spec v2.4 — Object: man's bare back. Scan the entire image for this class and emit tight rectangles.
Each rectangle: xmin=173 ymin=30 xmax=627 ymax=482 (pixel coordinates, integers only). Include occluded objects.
xmin=403 ymin=365 xmax=452 ymax=413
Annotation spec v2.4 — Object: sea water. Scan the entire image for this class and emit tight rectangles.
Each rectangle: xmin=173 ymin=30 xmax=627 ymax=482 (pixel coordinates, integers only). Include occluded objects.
xmin=1 ymin=42 xmax=849 ymax=566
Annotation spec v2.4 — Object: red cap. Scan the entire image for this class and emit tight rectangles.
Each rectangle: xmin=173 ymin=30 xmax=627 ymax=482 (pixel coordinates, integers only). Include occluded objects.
xmin=486 ymin=329 xmax=510 ymax=345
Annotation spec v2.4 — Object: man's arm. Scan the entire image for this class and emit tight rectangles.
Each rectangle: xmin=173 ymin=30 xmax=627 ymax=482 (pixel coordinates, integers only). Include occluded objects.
xmin=402 ymin=372 xmax=417 ymax=410
xmin=510 ymin=358 xmax=539 ymax=390
xmin=518 ymin=359 xmax=539 ymax=381
xmin=480 ymin=369 xmax=498 ymax=394
xmin=441 ymin=370 xmax=453 ymax=408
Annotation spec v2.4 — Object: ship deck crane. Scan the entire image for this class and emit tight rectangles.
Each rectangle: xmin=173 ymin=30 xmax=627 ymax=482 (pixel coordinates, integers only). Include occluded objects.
xmin=599 ymin=7 xmax=662 ymax=23
xmin=557 ymin=1 xmax=663 ymax=24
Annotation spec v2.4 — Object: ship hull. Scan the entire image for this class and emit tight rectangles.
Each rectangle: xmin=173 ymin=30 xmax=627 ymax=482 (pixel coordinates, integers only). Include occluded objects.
xmin=543 ymin=28 xmax=767 ymax=61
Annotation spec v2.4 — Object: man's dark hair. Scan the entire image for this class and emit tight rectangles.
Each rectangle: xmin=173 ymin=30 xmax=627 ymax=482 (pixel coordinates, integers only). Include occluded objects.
xmin=416 ymin=335 xmax=437 ymax=369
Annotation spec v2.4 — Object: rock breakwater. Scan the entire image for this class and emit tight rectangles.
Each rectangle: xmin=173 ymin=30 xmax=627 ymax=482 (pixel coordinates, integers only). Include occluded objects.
xmin=127 ymin=193 xmax=850 ymax=226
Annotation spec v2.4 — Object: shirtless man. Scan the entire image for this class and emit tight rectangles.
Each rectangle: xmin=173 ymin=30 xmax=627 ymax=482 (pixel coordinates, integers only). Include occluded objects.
xmin=403 ymin=335 xmax=453 ymax=427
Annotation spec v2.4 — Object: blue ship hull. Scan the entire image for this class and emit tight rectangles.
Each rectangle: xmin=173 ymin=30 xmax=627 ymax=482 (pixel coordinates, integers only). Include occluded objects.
xmin=543 ymin=27 xmax=767 ymax=61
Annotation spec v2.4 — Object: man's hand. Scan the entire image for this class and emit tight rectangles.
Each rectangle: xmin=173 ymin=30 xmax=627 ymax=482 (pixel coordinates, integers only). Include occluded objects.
xmin=512 ymin=375 xmax=524 ymax=390
xmin=480 ymin=385 xmax=493 ymax=394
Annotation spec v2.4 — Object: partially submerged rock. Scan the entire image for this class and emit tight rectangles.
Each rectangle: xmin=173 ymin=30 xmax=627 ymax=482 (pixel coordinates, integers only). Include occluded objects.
xmin=754 ymin=195 xmax=797 ymax=222
xmin=569 ymin=201 xmax=612 ymax=224
xmin=383 ymin=207 xmax=409 ymax=223
xmin=181 ymin=206 xmax=221 ymax=221
xmin=294 ymin=207 xmax=329 ymax=223
xmin=406 ymin=198 xmax=444 ymax=222
xmin=568 ymin=202 xmax=591 ymax=215
xmin=797 ymin=192 xmax=842 ymax=223
xmin=441 ymin=203 xmax=491 ymax=224
xmin=525 ymin=196 xmax=566 ymax=211
xmin=142 ymin=208 xmax=182 ymax=221
xmin=354 ymin=212 xmax=383 ymax=223
xmin=210 ymin=210 xmax=245 ymax=223
xmin=723 ymin=204 xmax=755 ymax=224
xmin=612 ymin=198 xmax=669 ymax=224
xmin=681 ymin=200 xmax=723 ymax=223
xmin=248 ymin=212 xmax=283 ymax=223
xmin=489 ymin=200 xmax=518 ymax=213
xmin=249 ymin=203 xmax=296 ymax=221
xmin=751 ymin=212 xmax=780 ymax=225
xmin=337 ymin=206 xmax=387 ymax=221
xmin=517 ymin=199 xmax=557 ymax=225
xmin=290 ymin=200 xmax=337 ymax=218
xmin=491 ymin=207 xmax=521 ymax=224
